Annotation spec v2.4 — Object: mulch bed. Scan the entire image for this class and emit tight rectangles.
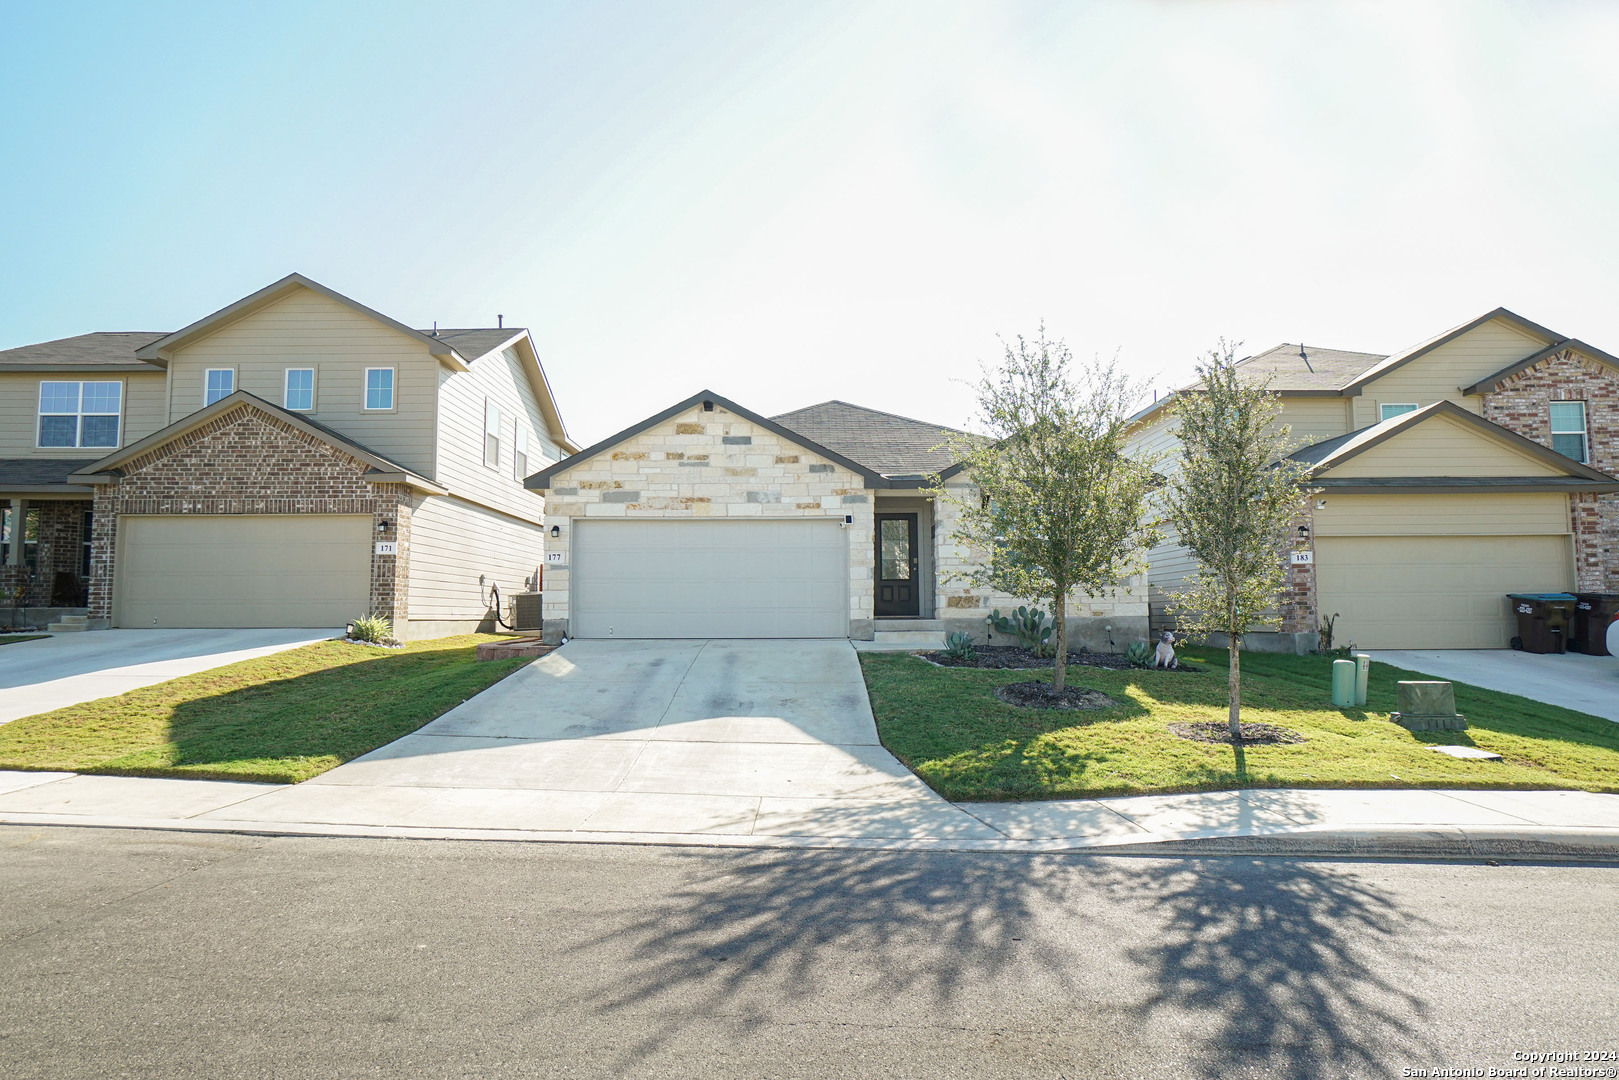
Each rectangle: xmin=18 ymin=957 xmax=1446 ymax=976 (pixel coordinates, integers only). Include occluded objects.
xmin=923 ymin=645 xmax=1201 ymax=672
xmin=995 ymin=681 xmax=1120 ymax=711
xmin=1169 ymin=721 xmax=1306 ymax=746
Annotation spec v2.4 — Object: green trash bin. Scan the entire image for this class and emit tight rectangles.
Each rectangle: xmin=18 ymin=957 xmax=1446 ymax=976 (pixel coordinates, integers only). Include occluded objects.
xmin=1507 ymin=593 xmax=1577 ymax=654
xmin=1571 ymin=594 xmax=1619 ymax=656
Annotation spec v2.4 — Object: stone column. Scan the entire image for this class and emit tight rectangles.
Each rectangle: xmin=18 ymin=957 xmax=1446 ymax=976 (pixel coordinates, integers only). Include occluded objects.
xmin=5 ymin=498 xmax=23 ymax=567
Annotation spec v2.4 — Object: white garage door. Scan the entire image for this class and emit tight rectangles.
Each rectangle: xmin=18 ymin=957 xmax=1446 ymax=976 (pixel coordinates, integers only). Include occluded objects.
xmin=571 ymin=519 xmax=847 ymax=638
xmin=115 ymin=515 xmax=372 ymax=628
xmin=1316 ymin=534 xmax=1574 ymax=649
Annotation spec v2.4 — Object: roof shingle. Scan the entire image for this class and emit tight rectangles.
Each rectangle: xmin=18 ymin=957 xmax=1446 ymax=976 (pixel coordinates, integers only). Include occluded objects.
xmin=0 ymin=332 xmax=167 ymax=369
xmin=771 ymin=400 xmax=970 ymax=478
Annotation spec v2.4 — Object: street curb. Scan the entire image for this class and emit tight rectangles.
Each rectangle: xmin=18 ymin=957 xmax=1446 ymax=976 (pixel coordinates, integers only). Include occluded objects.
xmin=3 ymin=813 xmax=1617 ymax=862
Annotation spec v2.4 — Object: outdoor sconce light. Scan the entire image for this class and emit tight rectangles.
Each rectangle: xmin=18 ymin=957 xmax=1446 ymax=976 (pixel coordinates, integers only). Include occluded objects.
xmin=376 ymin=519 xmax=392 ymax=532
xmin=550 ymin=525 xmax=561 ymax=537
xmin=1297 ymin=524 xmax=1310 ymax=538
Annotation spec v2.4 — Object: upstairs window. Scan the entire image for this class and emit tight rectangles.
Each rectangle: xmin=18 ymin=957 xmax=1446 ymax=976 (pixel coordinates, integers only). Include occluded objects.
xmin=1550 ymin=402 xmax=1588 ymax=463
xmin=284 ymin=368 xmax=315 ymax=411
xmin=203 ymin=368 xmax=235 ymax=405
xmin=514 ymin=425 xmax=529 ymax=480
xmin=364 ymin=368 xmax=395 ymax=410
xmin=1379 ymin=403 xmax=1418 ymax=422
xmin=484 ymin=399 xmax=502 ymax=469
xmin=39 ymin=381 xmax=122 ymax=448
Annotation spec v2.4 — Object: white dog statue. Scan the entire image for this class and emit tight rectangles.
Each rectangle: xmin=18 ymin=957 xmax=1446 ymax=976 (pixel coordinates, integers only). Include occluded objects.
xmin=1153 ymin=630 xmax=1178 ymax=670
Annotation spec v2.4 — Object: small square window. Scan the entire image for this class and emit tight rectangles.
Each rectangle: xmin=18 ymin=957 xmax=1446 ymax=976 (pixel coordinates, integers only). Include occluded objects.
xmin=365 ymin=368 xmax=395 ymax=410
xmin=1550 ymin=401 xmax=1588 ymax=463
xmin=284 ymin=368 xmax=315 ymax=411
xmin=1379 ymin=403 xmax=1418 ymax=422
xmin=204 ymin=369 xmax=235 ymax=405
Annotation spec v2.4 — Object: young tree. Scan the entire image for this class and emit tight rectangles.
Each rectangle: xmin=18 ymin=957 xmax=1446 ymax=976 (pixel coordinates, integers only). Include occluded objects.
xmin=936 ymin=326 xmax=1160 ymax=693
xmin=1163 ymin=342 xmax=1313 ymax=739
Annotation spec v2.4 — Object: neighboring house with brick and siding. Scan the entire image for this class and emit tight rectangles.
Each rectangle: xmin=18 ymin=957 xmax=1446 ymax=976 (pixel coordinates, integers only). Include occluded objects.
xmin=0 ymin=273 xmax=576 ymax=638
xmin=524 ymin=391 xmax=1146 ymax=648
xmin=1127 ymin=308 xmax=1619 ymax=650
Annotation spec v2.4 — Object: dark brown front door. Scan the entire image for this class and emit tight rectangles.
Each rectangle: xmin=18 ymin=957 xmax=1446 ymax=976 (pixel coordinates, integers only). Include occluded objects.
xmin=874 ymin=513 xmax=919 ymax=617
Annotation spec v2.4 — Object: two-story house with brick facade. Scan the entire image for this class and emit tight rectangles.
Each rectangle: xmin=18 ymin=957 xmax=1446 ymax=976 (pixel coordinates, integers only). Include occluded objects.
xmin=0 ymin=273 xmax=576 ymax=638
xmin=1128 ymin=308 xmax=1619 ymax=650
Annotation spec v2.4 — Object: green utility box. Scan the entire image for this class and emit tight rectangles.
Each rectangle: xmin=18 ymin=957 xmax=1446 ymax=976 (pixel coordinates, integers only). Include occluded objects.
xmin=1352 ymin=652 xmax=1370 ymax=707
xmin=1391 ymin=681 xmax=1467 ymax=732
xmin=1330 ymin=659 xmax=1356 ymax=707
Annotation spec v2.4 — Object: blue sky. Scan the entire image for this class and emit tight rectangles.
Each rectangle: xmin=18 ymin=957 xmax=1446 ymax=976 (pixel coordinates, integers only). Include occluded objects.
xmin=5 ymin=1 xmax=1619 ymax=443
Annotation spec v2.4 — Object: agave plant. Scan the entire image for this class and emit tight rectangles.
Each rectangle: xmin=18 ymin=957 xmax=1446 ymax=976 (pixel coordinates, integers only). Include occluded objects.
xmin=1125 ymin=640 xmax=1153 ymax=669
xmin=943 ymin=631 xmax=977 ymax=662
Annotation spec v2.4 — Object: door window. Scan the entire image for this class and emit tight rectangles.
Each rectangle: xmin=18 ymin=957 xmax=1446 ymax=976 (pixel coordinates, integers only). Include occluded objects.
xmin=880 ymin=518 xmax=911 ymax=580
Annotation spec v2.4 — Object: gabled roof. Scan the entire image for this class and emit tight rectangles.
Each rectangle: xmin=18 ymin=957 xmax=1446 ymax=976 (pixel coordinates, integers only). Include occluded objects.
xmin=1286 ymin=399 xmax=1619 ymax=493
xmin=425 ymin=327 xmax=525 ymax=364
xmin=67 ymin=390 xmax=445 ymax=492
xmin=1461 ymin=338 xmax=1619 ymax=396
xmin=770 ymin=400 xmax=972 ymax=479
xmin=526 ymin=389 xmax=896 ymax=491
xmin=0 ymin=332 xmax=167 ymax=372
xmin=1338 ymin=307 xmax=1563 ymax=394
xmin=134 ymin=273 xmax=472 ymax=368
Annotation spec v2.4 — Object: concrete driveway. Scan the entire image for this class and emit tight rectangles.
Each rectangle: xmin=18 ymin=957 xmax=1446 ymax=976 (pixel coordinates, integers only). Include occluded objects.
xmin=0 ymin=629 xmax=341 ymax=725
xmin=212 ymin=639 xmax=1000 ymax=841
xmin=1369 ymin=648 xmax=1619 ymax=723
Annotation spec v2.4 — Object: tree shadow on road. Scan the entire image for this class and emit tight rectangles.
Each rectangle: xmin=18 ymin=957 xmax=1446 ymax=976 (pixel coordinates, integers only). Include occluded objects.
xmin=559 ymin=848 xmax=1432 ymax=1077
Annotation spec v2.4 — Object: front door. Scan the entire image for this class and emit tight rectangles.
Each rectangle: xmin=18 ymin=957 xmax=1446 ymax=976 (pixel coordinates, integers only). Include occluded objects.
xmin=874 ymin=513 xmax=919 ymax=617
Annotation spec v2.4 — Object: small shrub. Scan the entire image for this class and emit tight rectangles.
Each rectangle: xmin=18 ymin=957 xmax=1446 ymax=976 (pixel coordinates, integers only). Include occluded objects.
xmin=1125 ymin=640 xmax=1153 ymax=668
xmin=350 ymin=614 xmax=394 ymax=644
xmin=943 ymin=631 xmax=977 ymax=661
xmin=987 ymin=606 xmax=1054 ymax=655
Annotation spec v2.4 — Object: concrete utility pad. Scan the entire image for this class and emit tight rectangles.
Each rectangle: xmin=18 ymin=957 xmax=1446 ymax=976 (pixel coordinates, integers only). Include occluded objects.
xmin=1369 ymin=648 xmax=1619 ymax=723
xmin=0 ymin=628 xmax=339 ymax=725
xmin=204 ymin=639 xmax=1001 ymax=841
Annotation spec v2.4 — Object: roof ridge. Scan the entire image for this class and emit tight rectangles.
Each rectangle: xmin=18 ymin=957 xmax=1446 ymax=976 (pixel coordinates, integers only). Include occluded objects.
xmin=773 ymin=399 xmax=973 ymax=437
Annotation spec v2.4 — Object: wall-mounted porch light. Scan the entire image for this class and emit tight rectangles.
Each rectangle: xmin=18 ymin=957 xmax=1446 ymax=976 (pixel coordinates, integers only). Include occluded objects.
xmin=550 ymin=525 xmax=561 ymax=537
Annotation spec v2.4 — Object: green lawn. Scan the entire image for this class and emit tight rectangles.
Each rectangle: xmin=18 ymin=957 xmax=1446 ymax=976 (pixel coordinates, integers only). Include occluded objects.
xmin=0 ymin=635 xmax=50 ymax=647
xmin=0 ymin=634 xmax=528 ymax=783
xmin=861 ymin=649 xmax=1619 ymax=801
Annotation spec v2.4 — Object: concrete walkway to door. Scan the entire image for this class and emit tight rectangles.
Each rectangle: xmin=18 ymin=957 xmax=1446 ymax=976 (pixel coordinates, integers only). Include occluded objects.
xmin=183 ymin=639 xmax=1003 ymax=841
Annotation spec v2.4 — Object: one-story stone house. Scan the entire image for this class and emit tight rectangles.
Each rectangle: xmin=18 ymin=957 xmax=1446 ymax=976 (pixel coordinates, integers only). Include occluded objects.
xmin=0 ymin=273 xmax=576 ymax=637
xmin=1128 ymin=307 xmax=1619 ymax=650
xmin=525 ymin=391 xmax=1147 ymax=647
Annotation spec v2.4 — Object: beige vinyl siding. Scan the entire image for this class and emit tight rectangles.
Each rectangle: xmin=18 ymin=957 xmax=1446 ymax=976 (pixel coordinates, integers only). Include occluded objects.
xmin=162 ymin=289 xmax=439 ymax=476
xmin=0 ymin=371 xmax=167 ymax=457
xmin=1276 ymin=398 xmax=1352 ymax=446
xmin=1328 ymin=414 xmax=1567 ymax=478
xmin=1352 ymin=319 xmax=1550 ymax=427
xmin=1313 ymin=492 xmax=1571 ymax=537
xmin=433 ymin=346 xmax=550 ymax=524
xmin=405 ymin=494 xmax=544 ymax=625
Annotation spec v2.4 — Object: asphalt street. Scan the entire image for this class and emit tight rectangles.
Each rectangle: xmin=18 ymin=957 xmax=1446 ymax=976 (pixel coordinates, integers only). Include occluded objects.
xmin=2 ymin=826 xmax=1615 ymax=1079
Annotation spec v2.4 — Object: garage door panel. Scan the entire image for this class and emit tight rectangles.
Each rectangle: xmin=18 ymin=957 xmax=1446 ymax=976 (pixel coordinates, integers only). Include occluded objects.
xmin=1317 ymin=535 xmax=1572 ymax=650
xmin=116 ymin=516 xmax=371 ymax=629
xmin=573 ymin=520 xmax=846 ymax=638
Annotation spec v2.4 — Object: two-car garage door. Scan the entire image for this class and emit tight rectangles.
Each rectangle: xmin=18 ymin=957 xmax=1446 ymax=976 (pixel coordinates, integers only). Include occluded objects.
xmin=571 ymin=519 xmax=846 ymax=638
xmin=1315 ymin=534 xmax=1574 ymax=650
xmin=115 ymin=515 xmax=372 ymax=629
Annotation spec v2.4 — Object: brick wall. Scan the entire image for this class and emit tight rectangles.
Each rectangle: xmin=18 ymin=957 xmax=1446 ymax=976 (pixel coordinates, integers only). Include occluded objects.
xmin=1 ymin=499 xmax=89 ymax=610
xmin=1482 ymin=346 xmax=1619 ymax=591
xmin=88 ymin=404 xmax=413 ymax=623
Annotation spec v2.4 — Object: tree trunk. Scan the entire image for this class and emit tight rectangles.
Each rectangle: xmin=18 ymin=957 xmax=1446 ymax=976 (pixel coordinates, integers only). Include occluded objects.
xmin=1226 ymin=590 xmax=1242 ymax=739
xmin=1052 ymin=586 xmax=1068 ymax=692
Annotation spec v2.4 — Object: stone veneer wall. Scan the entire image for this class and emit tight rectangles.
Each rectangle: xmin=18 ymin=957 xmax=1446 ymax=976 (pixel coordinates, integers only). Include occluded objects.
xmin=87 ymin=405 xmax=413 ymax=624
xmin=1481 ymin=346 xmax=1619 ymax=591
xmin=541 ymin=403 xmax=875 ymax=641
xmin=933 ymin=480 xmax=1150 ymax=651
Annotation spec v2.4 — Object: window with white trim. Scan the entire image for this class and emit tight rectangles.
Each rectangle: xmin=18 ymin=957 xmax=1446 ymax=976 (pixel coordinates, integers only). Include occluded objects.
xmin=38 ymin=381 xmax=122 ymax=448
xmin=1550 ymin=401 xmax=1588 ymax=463
xmin=514 ymin=425 xmax=529 ymax=480
xmin=203 ymin=369 xmax=235 ymax=405
xmin=1379 ymin=403 xmax=1418 ymax=422
xmin=284 ymin=368 xmax=315 ymax=411
xmin=484 ymin=399 xmax=502 ymax=469
xmin=364 ymin=368 xmax=394 ymax=410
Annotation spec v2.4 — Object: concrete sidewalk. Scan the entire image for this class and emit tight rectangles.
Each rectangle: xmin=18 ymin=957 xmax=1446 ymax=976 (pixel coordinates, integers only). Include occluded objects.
xmin=2 ymin=769 xmax=1616 ymax=856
